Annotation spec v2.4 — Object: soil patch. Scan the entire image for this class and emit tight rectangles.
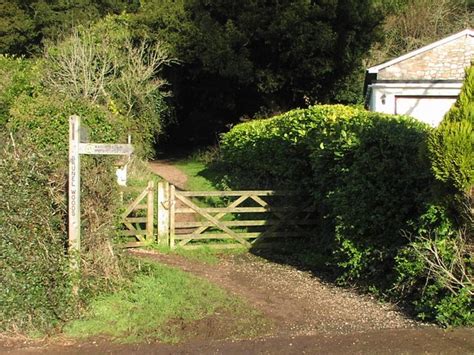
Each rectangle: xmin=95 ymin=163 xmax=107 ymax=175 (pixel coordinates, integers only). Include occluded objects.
xmin=4 ymin=250 xmax=474 ymax=354
xmin=131 ymin=250 xmax=418 ymax=336
xmin=148 ymin=160 xmax=188 ymax=190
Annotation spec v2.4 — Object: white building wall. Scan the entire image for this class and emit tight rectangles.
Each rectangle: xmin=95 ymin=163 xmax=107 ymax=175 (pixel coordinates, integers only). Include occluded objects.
xmin=368 ymin=82 xmax=462 ymax=126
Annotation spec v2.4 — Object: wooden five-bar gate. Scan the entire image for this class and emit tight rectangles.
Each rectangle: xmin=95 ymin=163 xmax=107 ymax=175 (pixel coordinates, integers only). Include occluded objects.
xmin=118 ymin=181 xmax=316 ymax=249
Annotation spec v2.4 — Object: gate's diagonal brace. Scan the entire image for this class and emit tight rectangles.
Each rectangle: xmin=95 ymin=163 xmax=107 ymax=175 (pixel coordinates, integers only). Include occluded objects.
xmin=120 ymin=184 xmax=152 ymax=243
xmin=175 ymin=193 xmax=251 ymax=247
xmin=178 ymin=194 xmax=249 ymax=247
xmin=123 ymin=221 xmax=145 ymax=242
xmin=250 ymin=195 xmax=307 ymax=241
xmin=121 ymin=187 xmax=150 ymax=219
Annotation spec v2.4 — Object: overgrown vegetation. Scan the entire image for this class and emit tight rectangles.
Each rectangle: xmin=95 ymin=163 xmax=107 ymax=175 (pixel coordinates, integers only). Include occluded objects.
xmin=370 ymin=0 xmax=473 ymax=65
xmin=0 ymin=15 xmax=172 ymax=333
xmin=216 ymin=65 xmax=473 ymax=326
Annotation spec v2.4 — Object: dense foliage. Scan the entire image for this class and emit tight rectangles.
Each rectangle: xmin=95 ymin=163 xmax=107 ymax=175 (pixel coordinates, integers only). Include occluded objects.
xmin=369 ymin=0 xmax=473 ymax=65
xmin=0 ymin=0 xmax=139 ymax=56
xmin=219 ymin=103 xmax=473 ymax=326
xmin=0 ymin=18 xmax=171 ymax=331
xmin=135 ymin=0 xmax=383 ymax=144
xmin=1 ymin=136 xmax=73 ymax=331
xmin=1 ymin=1 xmax=471 ymax=145
xmin=429 ymin=64 xmax=474 ymax=195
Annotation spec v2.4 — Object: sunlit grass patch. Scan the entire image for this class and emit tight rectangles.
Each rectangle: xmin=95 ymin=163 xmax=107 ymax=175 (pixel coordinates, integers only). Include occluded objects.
xmin=147 ymin=244 xmax=248 ymax=265
xmin=65 ymin=259 xmax=267 ymax=343
xmin=172 ymin=159 xmax=219 ymax=192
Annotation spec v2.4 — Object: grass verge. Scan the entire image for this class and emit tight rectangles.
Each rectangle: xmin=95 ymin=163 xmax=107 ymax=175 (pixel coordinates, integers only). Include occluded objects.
xmin=65 ymin=258 xmax=269 ymax=343
xmin=172 ymin=158 xmax=219 ymax=191
xmin=146 ymin=244 xmax=248 ymax=265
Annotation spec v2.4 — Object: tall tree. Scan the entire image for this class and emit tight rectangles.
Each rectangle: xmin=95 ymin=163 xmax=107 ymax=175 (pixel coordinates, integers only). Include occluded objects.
xmin=0 ymin=0 xmax=139 ymax=56
xmin=369 ymin=0 xmax=473 ymax=65
xmin=135 ymin=0 xmax=383 ymax=144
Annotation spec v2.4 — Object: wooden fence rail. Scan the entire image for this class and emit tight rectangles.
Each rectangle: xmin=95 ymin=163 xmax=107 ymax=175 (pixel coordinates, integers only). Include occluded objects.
xmin=118 ymin=181 xmax=154 ymax=248
xmin=171 ymin=188 xmax=316 ymax=249
xmin=118 ymin=182 xmax=316 ymax=250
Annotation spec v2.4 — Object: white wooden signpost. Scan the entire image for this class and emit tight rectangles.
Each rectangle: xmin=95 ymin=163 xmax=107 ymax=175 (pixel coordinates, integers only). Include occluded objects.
xmin=69 ymin=115 xmax=133 ymax=294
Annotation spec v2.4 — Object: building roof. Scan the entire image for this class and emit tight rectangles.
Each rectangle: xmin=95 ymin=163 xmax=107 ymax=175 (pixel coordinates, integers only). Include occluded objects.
xmin=367 ymin=29 xmax=474 ymax=74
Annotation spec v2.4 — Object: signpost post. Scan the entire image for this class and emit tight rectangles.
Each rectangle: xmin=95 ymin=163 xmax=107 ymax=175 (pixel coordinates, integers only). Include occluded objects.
xmin=68 ymin=115 xmax=133 ymax=295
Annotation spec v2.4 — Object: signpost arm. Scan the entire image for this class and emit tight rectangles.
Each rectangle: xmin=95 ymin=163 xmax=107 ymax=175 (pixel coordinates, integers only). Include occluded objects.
xmin=68 ymin=115 xmax=81 ymax=295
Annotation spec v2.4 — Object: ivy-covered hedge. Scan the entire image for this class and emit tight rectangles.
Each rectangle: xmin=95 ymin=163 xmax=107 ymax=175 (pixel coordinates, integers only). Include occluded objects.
xmin=0 ymin=56 xmax=128 ymax=332
xmin=219 ymin=104 xmax=472 ymax=326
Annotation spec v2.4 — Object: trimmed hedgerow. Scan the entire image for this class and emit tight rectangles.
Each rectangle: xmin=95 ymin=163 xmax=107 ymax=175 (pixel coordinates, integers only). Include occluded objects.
xmin=220 ymin=105 xmax=361 ymax=190
xmin=219 ymin=103 xmax=472 ymax=326
xmin=221 ymin=105 xmax=433 ymax=280
xmin=309 ymin=113 xmax=433 ymax=282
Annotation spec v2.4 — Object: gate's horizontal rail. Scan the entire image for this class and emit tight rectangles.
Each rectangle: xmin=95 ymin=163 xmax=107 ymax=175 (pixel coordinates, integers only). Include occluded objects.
xmin=175 ymin=219 xmax=317 ymax=228
xmin=173 ymin=232 xmax=310 ymax=240
xmin=176 ymin=190 xmax=290 ymax=197
xmin=134 ymin=204 xmax=148 ymax=210
xmin=118 ymin=230 xmax=146 ymax=237
xmin=124 ymin=217 xmax=148 ymax=223
xmin=175 ymin=207 xmax=316 ymax=213
xmin=181 ymin=244 xmax=246 ymax=250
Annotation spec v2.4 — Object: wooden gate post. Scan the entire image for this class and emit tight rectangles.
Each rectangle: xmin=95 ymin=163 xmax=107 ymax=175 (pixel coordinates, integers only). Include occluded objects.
xmin=157 ymin=181 xmax=170 ymax=245
xmin=169 ymin=184 xmax=176 ymax=249
xmin=146 ymin=180 xmax=154 ymax=242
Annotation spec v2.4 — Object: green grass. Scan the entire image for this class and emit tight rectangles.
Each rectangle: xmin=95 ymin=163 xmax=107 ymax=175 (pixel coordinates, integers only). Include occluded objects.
xmin=65 ymin=259 xmax=268 ymax=343
xmin=172 ymin=159 xmax=219 ymax=191
xmin=147 ymin=244 xmax=248 ymax=264
xmin=127 ymin=157 xmax=162 ymax=190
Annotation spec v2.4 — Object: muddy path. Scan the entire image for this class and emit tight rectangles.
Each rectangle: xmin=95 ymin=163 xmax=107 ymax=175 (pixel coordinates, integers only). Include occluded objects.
xmin=133 ymin=250 xmax=418 ymax=336
xmin=5 ymin=160 xmax=473 ymax=354
xmin=5 ymin=250 xmax=474 ymax=354
xmin=148 ymin=160 xmax=188 ymax=190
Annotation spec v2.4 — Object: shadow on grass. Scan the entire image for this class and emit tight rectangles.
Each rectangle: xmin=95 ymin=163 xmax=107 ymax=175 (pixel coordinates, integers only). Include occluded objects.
xmin=196 ymin=161 xmax=347 ymax=288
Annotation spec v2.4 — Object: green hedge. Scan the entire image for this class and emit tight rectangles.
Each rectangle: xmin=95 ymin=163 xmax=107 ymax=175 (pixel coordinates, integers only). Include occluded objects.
xmin=1 ymin=56 xmax=128 ymax=332
xmin=308 ymin=113 xmax=433 ymax=281
xmin=219 ymin=104 xmax=472 ymax=326
xmin=220 ymin=105 xmax=361 ymax=189
xmin=221 ymin=105 xmax=432 ymax=277
xmin=1 ymin=138 xmax=73 ymax=331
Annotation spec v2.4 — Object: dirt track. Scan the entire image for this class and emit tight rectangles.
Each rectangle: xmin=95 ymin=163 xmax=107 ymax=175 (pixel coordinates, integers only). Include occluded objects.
xmin=134 ymin=251 xmax=417 ymax=336
xmin=5 ymin=251 xmax=474 ymax=354
xmin=149 ymin=160 xmax=188 ymax=190
xmin=4 ymin=160 xmax=473 ymax=354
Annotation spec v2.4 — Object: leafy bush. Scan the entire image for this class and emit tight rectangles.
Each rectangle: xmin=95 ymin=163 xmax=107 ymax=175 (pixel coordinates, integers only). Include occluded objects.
xmin=0 ymin=55 xmax=40 ymax=126
xmin=311 ymin=115 xmax=433 ymax=282
xmin=0 ymin=135 xmax=73 ymax=332
xmin=218 ymin=104 xmax=472 ymax=326
xmin=0 ymin=53 xmax=130 ymax=333
xmin=394 ymin=205 xmax=473 ymax=326
xmin=7 ymin=93 xmax=126 ymax=154
xmin=220 ymin=105 xmax=361 ymax=189
xmin=429 ymin=64 xmax=474 ymax=194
